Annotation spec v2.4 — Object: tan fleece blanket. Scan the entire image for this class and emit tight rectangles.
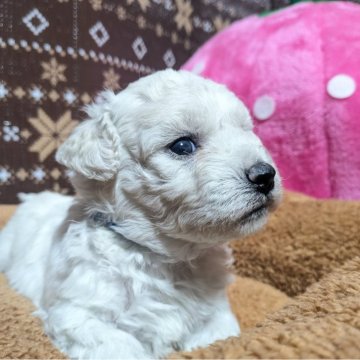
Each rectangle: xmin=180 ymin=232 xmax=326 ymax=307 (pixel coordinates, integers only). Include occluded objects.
xmin=1 ymin=193 xmax=360 ymax=359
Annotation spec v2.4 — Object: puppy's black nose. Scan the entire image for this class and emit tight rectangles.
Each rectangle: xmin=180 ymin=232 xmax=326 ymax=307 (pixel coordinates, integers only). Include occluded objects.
xmin=246 ymin=162 xmax=276 ymax=195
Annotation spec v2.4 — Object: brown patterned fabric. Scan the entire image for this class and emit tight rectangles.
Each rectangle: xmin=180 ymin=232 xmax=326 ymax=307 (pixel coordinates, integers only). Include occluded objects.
xmin=0 ymin=0 xmax=291 ymax=204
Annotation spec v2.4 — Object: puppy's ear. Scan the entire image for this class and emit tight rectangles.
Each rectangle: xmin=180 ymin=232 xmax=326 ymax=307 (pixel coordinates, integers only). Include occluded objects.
xmin=56 ymin=112 xmax=122 ymax=181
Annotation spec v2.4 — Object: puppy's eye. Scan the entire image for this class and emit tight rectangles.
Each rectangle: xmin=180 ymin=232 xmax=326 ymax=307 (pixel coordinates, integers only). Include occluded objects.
xmin=169 ymin=137 xmax=197 ymax=156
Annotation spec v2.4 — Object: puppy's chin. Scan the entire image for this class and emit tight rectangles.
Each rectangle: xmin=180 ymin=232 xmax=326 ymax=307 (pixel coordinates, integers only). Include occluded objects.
xmin=180 ymin=208 xmax=269 ymax=245
xmin=234 ymin=207 xmax=269 ymax=238
xmin=232 ymin=191 xmax=282 ymax=238
xmin=212 ymin=194 xmax=281 ymax=241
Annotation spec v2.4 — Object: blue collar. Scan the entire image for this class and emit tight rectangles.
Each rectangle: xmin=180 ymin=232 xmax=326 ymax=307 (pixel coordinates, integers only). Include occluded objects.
xmin=90 ymin=212 xmax=118 ymax=229
xmin=90 ymin=212 xmax=152 ymax=252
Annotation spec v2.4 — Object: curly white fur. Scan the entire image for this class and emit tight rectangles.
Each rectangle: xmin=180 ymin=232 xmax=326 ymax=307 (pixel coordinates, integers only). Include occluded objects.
xmin=0 ymin=70 xmax=282 ymax=359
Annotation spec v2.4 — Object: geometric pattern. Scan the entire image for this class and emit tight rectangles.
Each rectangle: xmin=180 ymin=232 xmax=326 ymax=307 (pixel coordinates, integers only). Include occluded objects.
xmin=89 ymin=21 xmax=110 ymax=48
xmin=22 ymin=8 xmax=49 ymax=36
xmin=132 ymin=36 xmax=147 ymax=60
xmin=41 ymin=58 xmax=67 ymax=86
xmin=163 ymin=49 xmax=176 ymax=67
xmin=28 ymin=109 xmax=78 ymax=162
xmin=0 ymin=0 xmax=291 ymax=203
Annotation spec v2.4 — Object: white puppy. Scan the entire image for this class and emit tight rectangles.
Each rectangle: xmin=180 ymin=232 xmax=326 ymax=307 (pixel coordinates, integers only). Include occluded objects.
xmin=0 ymin=70 xmax=281 ymax=359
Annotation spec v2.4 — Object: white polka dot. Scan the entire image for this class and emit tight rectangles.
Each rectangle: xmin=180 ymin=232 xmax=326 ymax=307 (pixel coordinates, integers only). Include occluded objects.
xmin=191 ymin=61 xmax=205 ymax=75
xmin=327 ymin=74 xmax=356 ymax=99
xmin=253 ymin=95 xmax=276 ymax=121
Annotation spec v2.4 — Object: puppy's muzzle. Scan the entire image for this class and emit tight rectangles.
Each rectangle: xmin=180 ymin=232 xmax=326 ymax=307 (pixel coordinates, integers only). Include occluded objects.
xmin=246 ymin=162 xmax=276 ymax=195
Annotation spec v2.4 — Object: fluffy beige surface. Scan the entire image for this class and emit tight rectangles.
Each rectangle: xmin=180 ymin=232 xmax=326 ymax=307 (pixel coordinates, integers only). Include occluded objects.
xmin=1 ymin=193 xmax=360 ymax=359
xmin=231 ymin=192 xmax=360 ymax=296
xmin=173 ymin=256 xmax=360 ymax=359
xmin=0 ymin=273 xmax=65 ymax=359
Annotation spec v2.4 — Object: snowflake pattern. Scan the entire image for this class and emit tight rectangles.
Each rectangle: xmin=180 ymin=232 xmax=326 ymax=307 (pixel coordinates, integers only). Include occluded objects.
xmin=28 ymin=109 xmax=78 ymax=161
xmin=63 ymin=90 xmax=76 ymax=105
xmin=41 ymin=57 xmax=67 ymax=86
xmin=103 ymin=68 xmax=121 ymax=90
xmin=31 ymin=167 xmax=46 ymax=182
xmin=0 ymin=168 xmax=12 ymax=183
xmin=0 ymin=83 xmax=9 ymax=99
xmin=116 ymin=6 xmax=127 ymax=20
xmin=30 ymin=86 xmax=44 ymax=102
xmin=1 ymin=0 xmax=260 ymax=202
xmin=3 ymin=124 xmax=20 ymax=142
xmin=174 ymin=0 xmax=193 ymax=34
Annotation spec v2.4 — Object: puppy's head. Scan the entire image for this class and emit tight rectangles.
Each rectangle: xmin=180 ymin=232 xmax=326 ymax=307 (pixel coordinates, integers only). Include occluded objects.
xmin=57 ymin=70 xmax=282 ymax=244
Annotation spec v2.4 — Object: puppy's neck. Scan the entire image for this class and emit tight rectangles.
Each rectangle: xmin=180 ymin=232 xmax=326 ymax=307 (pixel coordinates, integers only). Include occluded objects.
xmin=94 ymin=217 xmax=211 ymax=263
xmin=67 ymin=201 xmax=214 ymax=263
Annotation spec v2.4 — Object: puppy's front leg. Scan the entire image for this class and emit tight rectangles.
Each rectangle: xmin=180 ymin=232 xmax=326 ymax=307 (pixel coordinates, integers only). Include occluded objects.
xmin=183 ymin=306 xmax=240 ymax=352
xmin=44 ymin=304 xmax=148 ymax=359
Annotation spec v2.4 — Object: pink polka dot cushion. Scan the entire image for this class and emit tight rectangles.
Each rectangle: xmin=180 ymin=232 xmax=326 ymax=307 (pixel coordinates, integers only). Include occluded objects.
xmin=182 ymin=2 xmax=360 ymax=200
